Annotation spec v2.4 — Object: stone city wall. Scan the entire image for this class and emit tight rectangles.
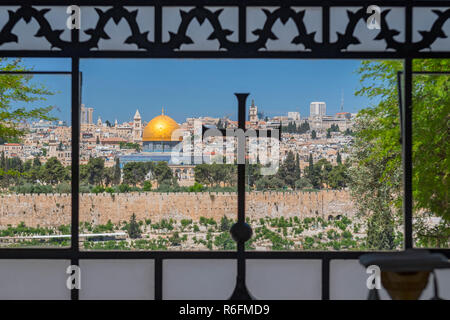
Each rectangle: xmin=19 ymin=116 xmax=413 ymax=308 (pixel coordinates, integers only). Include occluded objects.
xmin=0 ymin=190 xmax=356 ymax=227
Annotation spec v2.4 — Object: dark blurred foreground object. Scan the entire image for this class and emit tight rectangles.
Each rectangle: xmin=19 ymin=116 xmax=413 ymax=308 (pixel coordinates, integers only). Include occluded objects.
xmin=360 ymin=250 xmax=450 ymax=300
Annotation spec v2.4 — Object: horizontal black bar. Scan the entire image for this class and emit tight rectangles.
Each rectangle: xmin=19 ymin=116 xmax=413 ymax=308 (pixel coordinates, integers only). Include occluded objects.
xmin=0 ymin=248 xmax=73 ymax=259
xmin=246 ymin=249 xmax=450 ymax=259
xmin=1 ymin=249 xmax=448 ymax=259
xmin=0 ymin=51 xmax=449 ymax=59
xmin=0 ymin=250 xmax=237 ymax=259
xmin=0 ymin=0 xmax=447 ymax=7
xmin=245 ymin=251 xmax=370 ymax=259
xmin=77 ymin=251 xmax=238 ymax=259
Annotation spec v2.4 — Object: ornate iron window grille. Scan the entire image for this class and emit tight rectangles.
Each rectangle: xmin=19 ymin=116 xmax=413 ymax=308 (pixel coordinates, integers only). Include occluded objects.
xmin=0 ymin=1 xmax=448 ymax=300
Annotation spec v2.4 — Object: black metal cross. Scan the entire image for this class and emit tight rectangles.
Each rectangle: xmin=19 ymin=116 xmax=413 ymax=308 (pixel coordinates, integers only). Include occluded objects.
xmin=202 ymin=93 xmax=281 ymax=300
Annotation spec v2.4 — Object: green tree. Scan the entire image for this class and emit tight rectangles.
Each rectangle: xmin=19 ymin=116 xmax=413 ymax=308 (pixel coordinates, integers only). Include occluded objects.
xmin=194 ymin=163 xmax=214 ymax=186
xmin=33 ymin=156 xmax=41 ymax=167
xmin=315 ymin=158 xmax=332 ymax=188
xmin=0 ymin=59 xmax=55 ymax=181
xmin=118 ymin=183 xmax=131 ymax=193
xmin=188 ymin=182 xmax=205 ymax=192
xmin=127 ymin=213 xmax=141 ymax=239
xmin=297 ymin=121 xmax=310 ymax=134
xmin=336 ymin=151 xmax=342 ymax=165
xmin=330 ymin=124 xmax=340 ymax=132
xmin=277 ymin=151 xmax=297 ymax=189
xmin=86 ymin=157 xmax=105 ymax=185
xmin=311 ymin=130 xmax=317 ymax=139
xmin=41 ymin=157 xmax=65 ymax=185
xmin=25 ymin=157 xmax=43 ymax=183
xmin=0 ymin=151 xmax=5 ymax=170
xmin=294 ymin=153 xmax=301 ymax=181
xmin=113 ymin=158 xmax=121 ymax=185
xmin=209 ymin=162 xmax=229 ymax=187
xmin=79 ymin=164 xmax=89 ymax=184
xmin=411 ymin=67 xmax=449 ymax=223
xmin=328 ymin=164 xmax=348 ymax=190
xmin=7 ymin=156 xmax=23 ymax=171
xmin=153 ymin=161 xmax=175 ymax=186
xmin=305 ymin=154 xmax=319 ymax=189
xmin=366 ymin=208 xmax=395 ymax=250
xmin=246 ymin=163 xmax=261 ymax=188
xmin=103 ymin=166 xmax=115 ymax=186
xmin=344 ymin=128 xmax=354 ymax=136
xmin=349 ymin=59 xmax=450 ymax=248
xmin=123 ymin=162 xmax=148 ymax=186
xmin=142 ymin=180 xmax=152 ymax=191
xmin=295 ymin=177 xmax=313 ymax=190
xmin=0 ymin=58 xmax=55 ymax=144
xmin=255 ymin=175 xmax=284 ymax=190
xmin=23 ymin=159 xmax=32 ymax=172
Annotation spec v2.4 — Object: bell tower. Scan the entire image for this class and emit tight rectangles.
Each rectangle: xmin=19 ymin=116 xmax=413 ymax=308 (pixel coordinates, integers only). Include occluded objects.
xmin=249 ymin=99 xmax=258 ymax=124
xmin=133 ymin=109 xmax=142 ymax=142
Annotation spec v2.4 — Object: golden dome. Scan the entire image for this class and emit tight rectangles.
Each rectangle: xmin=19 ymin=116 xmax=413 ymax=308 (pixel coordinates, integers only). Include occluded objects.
xmin=142 ymin=110 xmax=180 ymax=142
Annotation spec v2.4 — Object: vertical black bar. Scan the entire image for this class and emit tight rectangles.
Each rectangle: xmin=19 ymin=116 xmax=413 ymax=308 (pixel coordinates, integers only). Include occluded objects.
xmin=70 ymin=22 xmax=80 ymax=300
xmin=229 ymin=93 xmax=252 ymax=300
xmin=322 ymin=3 xmax=330 ymax=45
xmin=237 ymin=94 xmax=247 ymax=224
xmin=154 ymin=258 xmax=163 ymax=300
xmin=321 ymin=258 xmax=330 ymax=300
xmin=238 ymin=3 xmax=246 ymax=45
xmin=155 ymin=3 xmax=162 ymax=45
xmin=237 ymin=94 xmax=246 ymax=294
xmin=403 ymin=1 xmax=413 ymax=249
xmin=403 ymin=58 xmax=413 ymax=249
xmin=71 ymin=57 xmax=80 ymax=300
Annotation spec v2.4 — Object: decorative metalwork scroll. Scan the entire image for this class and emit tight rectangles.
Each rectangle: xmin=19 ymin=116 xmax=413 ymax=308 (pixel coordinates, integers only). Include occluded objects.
xmin=0 ymin=3 xmax=448 ymax=56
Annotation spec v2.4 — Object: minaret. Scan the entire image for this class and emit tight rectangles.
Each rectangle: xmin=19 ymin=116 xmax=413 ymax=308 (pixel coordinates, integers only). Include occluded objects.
xmin=133 ymin=109 xmax=142 ymax=142
xmin=340 ymin=90 xmax=344 ymax=112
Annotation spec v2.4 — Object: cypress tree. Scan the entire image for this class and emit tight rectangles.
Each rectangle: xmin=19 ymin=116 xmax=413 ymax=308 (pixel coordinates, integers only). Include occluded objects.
xmin=308 ymin=153 xmax=314 ymax=179
xmin=33 ymin=156 xmax=41 ymax=167
xmin=337 ymin=151 xmax=342 ymax=165
xmin=113 ymin=157 xmax=121 ymax=185
xmin=0 ymin=151 xmax=5 ymax=170
xmin=128 ymin=213 xmax=141 ymax=239
xmin=294 ymin=153 xmax=301 ymax=180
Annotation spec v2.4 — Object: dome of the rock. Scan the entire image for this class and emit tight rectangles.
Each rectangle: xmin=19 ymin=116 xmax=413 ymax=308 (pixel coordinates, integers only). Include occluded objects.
xmin=142 ymin=111 xmax=180 ymax=142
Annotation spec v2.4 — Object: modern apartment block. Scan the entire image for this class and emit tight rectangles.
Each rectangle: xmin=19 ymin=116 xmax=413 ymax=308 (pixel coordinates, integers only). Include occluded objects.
xmin=310 ymin=101 xmax=326 ymax=118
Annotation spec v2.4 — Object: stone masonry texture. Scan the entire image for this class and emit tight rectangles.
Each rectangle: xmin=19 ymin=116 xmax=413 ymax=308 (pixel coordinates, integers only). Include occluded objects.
xmin=0 ymin=190 xmax=356 ymax=227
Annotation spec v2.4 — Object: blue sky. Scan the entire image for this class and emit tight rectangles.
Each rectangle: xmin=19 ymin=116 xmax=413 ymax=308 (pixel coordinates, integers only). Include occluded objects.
xmin=17 ymin=58 xmax=377 ymax=124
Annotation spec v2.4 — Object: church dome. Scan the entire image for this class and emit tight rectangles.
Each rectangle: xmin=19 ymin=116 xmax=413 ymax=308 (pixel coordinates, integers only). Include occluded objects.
xmin=142 ymin=110 xmax=180 ymax=142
